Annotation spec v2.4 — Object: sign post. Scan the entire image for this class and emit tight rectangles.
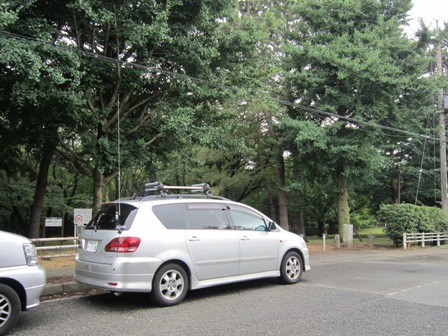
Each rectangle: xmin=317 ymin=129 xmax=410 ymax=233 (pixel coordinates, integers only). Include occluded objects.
xmin=73 ymin=208 xmax=92 ymax=237
xmin=44 ymin=217 xmax=63 ymax=237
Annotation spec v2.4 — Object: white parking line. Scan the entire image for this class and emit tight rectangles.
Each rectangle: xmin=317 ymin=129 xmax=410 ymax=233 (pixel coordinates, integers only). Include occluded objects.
xmin=387 ymin=280 xmax=445 ymax=296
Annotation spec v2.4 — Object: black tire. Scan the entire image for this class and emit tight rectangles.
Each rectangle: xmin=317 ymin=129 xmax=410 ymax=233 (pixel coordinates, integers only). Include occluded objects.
xmin=0 ymin=284 xmax=21 ymax=335
xmin=279 ymin=251 xmax=303 ymax=284
xmin=150 ymin=264 xmax=188 ymax=307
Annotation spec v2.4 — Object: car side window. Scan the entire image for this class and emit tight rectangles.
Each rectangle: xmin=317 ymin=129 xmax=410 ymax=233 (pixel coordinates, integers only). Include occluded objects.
xmin=153 ymin=204 xmax=187 ymax=229
xmin=229 ymin=208 xmax=267 ymax=231
xmin=186 ymin=204 xmax=230 ymax=230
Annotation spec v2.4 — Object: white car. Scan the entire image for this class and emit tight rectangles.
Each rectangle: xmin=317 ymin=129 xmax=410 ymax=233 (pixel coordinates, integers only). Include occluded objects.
xmin=0 ymin=230 xmax=46 ymax=334
xmin=75 ymin=183 xmax=310 ymax=306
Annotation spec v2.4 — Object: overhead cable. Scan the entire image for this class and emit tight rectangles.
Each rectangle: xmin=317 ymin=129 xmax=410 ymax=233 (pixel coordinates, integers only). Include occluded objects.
xmin=0 ymin=30 xmax=438 ymax=142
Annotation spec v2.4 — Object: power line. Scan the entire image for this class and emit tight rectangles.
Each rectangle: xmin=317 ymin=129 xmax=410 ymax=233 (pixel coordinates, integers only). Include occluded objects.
xmin=271 ymin=97 xmax=438 ymax=141
xmin=0 ymin=29 xmax=438 ymax=142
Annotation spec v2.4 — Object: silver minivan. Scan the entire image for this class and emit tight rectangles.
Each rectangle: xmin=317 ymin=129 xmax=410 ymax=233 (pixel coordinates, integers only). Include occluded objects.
xmin=0 ymin=230 xmax=46 ymax=335
xmin=75 ymin=184 xmax=310 ymax=306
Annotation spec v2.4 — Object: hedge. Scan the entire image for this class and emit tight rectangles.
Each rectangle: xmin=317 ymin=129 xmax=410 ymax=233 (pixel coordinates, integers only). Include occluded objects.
xmin=377 ymin=203 xmax=448 ymax=246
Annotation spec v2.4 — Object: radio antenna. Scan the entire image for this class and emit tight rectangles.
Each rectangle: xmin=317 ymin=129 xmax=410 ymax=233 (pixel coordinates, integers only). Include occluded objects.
xmin=115 ymin=8 xmax=122 ymax=231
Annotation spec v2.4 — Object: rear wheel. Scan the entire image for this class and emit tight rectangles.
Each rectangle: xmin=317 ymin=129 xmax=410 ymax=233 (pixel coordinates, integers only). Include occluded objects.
xmin=279 ymin=251 xmax=303 ymax=284
xmin=150 ymin=264 xmax=188 ymax=306
xmin=0 ymin=284 xmax=21 ymax=335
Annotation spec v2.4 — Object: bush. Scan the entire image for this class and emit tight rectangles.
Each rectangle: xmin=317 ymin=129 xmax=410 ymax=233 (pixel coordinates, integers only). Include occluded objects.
xmin=377 ymin=204 xmax=448 ymax=246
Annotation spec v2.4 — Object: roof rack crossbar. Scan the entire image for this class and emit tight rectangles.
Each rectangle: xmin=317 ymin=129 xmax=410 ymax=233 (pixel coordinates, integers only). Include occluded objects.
xmin=143 ymin=182 xmax=212 ymax=196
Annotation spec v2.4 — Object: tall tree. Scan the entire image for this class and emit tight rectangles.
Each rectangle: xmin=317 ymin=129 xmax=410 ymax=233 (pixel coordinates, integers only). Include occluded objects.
xmin=1 ymin=1 xmax=83 ymax=237
xmin=237 ymin=0 xmax=304 ymax=230
xmin=67 ymin=0 xmax=263 ymax=211
xmin=2 ymin=0 xmax=259 ymax=213
xmin=283 ymin=0 xmax=428 ymax=239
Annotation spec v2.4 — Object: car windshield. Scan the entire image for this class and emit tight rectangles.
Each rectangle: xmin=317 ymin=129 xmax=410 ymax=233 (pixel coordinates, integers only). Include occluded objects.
xmin=85 ymin=203 xmax=138 ymax=230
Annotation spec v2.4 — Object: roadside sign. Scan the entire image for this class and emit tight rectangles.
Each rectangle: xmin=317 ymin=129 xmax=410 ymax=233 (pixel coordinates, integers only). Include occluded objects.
xmin=45 ymin=217 xmax=62 ymax=227
xmin=74 ymin=208 xmax=92 ymax=237
xmin=73 ymin=208 xmax=92 ymax=225
xmin=74 ymin=214 xmax=84 ymax=226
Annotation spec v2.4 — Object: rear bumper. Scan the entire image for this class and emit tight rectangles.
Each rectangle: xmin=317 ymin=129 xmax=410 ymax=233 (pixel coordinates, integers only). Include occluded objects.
xmin=74 ymin=257 xmax=162 ymax=292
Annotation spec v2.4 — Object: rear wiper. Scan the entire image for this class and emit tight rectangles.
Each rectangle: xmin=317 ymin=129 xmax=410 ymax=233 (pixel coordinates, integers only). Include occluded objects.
xmin=93 ymin=213 xmax=103 ymax=232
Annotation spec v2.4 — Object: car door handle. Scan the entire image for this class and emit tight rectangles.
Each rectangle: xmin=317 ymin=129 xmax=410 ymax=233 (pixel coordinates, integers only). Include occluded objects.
xmin=240 ymin=236 xmax=250 ymax=241
xmin=188 ymin=236 xmax=200 ymax=242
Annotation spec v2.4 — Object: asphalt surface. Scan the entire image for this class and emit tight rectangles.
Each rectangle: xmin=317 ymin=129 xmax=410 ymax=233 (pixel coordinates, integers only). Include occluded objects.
xmin=10 ymin=245 xmax=446 ymax=335
xmin=42 ymin=245 xmax=448 ymax=300
xmin=308 ymin=246 xmax=448 ymax=308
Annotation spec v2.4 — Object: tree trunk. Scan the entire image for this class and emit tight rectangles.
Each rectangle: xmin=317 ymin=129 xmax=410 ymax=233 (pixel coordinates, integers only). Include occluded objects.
xmin=277 ymin=152 xmax=289 ymax=231
xmin=391 ymin=164 xmax=400 ymax=204
xmin=259 ymin=149 xmax=276 ymax=221
xmin=292 ymin=158 xmax=305 ymax=235
xmin=317 ymin=217 xmax=325 ymax=237
xmin=336 ymin=166 xmax=350 ymax=241
xmin=292 ymin=192 xmax=305 ymax=235
xmin=262 ymin=109 xmax=288 ymax=230
xmin=92 ymin=169 xmax=105 ymax=214
xmin=92 ymin=169 xmax=118 ymax=213
xmin=28 ymin=138 xmax=57 ymax=238
xmin=391 ymin=178 xmax=400 ymax=204
xmin=265 ymin=174 xmax=276 ymax=222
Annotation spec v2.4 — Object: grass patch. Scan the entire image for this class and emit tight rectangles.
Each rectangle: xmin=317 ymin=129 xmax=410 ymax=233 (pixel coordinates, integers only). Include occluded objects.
xmin=39 ymin=255 xmax=75 ymax=270
xmin=37 ymin=248 xmax=77 ymax=270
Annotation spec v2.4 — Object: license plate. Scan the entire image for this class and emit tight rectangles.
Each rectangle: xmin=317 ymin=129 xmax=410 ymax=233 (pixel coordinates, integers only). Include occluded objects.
xmin=86 ymin=240 xmax=98 ymax=252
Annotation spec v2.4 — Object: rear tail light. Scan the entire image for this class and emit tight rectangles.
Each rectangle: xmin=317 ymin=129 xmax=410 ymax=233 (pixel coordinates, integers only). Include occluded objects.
xmin=105 ymin=237 xmax=141 ymax=253
xmin=23 ymin=243 xmax=39 ymax=266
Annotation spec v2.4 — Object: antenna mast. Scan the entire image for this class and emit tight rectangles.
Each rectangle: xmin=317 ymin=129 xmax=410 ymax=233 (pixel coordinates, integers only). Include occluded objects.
xmin=436 ymin=20 xmax=448 ymax=213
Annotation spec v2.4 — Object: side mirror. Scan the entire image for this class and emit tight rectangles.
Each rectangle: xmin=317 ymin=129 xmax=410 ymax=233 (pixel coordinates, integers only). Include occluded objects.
xmin=268 ymin=222 xmax=277 ymax=231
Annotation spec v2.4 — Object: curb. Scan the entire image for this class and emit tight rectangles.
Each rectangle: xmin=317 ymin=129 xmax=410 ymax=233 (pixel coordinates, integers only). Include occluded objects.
xmin=42 ymin=281 xmax=93 ymax=297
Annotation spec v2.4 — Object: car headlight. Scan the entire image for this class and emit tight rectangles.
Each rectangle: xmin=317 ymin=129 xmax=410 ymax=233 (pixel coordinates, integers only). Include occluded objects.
xmin=23 ymin=243 xmax=39 ymax=266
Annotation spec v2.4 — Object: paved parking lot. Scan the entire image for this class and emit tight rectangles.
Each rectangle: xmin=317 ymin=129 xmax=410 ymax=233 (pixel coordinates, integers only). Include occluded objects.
xmin=309 ymin=246 xmax=448 ymax=307
xmin=12 ymin=246 xmax=448 ymax=336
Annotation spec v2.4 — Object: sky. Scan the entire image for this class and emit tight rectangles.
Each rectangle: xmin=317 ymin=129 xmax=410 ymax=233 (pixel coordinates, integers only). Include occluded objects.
xmin=408 ymin=0 xmax=448 ymax=32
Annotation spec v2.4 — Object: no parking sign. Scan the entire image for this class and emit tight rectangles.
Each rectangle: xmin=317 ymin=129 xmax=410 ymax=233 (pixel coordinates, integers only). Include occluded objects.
xmin=74 ymin=208 xmax=92 ymax=236
xmin=74 ymin=208 xmax=92 ymax=225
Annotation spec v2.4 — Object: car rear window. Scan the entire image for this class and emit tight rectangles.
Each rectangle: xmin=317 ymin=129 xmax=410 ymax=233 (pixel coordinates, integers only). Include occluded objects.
xmin=153 ymin=204 xmax=187 ymax=229
xmin=85 ymin=203 xmax=138 ymax=230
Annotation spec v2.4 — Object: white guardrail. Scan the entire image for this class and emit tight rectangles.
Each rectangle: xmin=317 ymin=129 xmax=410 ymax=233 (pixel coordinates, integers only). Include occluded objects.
xmin=403 ymin=232 xmax=448 ymax=250
xmin=31 ymin=237 xmax=79 ymax=259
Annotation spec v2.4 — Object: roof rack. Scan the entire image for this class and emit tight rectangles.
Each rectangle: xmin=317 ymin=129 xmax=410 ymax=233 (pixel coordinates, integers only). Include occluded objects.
xmin=140 ymin=194 xmax=228 ymax=201
xmin=143 ymin=182 xmax=212 ymax=197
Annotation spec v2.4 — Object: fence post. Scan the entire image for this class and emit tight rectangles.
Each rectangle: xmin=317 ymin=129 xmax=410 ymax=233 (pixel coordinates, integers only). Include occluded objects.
xmin=437 ymin=233 xmax=440 ymax=247
xmin=421 ymin=233 xmax=425 ymax=247
xmin=322 ymin=234 xmax=327 ymax=251
xmin=368 ymin=234 xmax=375 ymax=248
xmin=403 ymin=232 xmax=407 ymax=250
xmin=335 ymin=234 xmax=340 ymax=249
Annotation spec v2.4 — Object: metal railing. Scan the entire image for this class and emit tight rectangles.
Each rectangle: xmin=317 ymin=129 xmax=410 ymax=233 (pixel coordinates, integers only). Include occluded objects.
xmin=403 ymin=232 xmax=448 ymax=250
xmin=31 ymin=237 xmax=79 ymax=259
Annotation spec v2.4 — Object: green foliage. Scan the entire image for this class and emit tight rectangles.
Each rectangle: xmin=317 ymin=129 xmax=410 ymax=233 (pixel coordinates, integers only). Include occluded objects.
xmin=377 ymin=204 xmax=448 ymax=246
xmin=351 ymin=207 xmax=377 ymax=229
xmin=0 ymin=0 xmax=446 ymax=238
xmin=281 ymin=0 xmax=431 ymax=235
xmin=0 ymin=164 xmax=35 ymax=233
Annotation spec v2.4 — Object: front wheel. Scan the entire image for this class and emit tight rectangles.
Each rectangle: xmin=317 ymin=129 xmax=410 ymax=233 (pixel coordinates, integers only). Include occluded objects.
xmin=150 ymin=264 xmax=189 ymax=307
xmin=279 ymin=251 xmax=303 ymax=284
xmin=0 ymin=284 xmax=21 ymax=335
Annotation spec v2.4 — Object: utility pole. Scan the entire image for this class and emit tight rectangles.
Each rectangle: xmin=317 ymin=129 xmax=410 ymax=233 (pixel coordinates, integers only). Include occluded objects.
xmin=436 ymin=20 xmax=448 ymax=213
